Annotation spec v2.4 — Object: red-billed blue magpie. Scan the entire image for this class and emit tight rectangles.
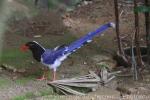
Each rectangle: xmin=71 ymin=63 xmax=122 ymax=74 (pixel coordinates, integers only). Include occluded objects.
xmin=20 ymin=22 xmax=115 ymax=81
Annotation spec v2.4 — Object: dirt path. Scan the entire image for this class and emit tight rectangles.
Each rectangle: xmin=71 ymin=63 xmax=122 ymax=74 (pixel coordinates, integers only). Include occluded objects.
xmin=63 ymin=16 xmax=99 ymax=35
xmin=0 ymin=75 xmax=50 ymax=100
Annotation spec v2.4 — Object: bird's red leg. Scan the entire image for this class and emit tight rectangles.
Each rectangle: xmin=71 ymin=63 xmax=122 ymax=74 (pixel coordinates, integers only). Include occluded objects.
xmin=37 ymin=68 xmax=47 ymax=81
xmin=48 ymin=69 xmax=56 ymax=83
xmin=53 ymin=70 xmax=56 ymax=81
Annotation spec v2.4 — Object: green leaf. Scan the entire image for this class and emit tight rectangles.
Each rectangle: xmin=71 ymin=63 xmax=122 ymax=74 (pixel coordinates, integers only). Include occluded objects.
xmin=134 ymin=6 xmax=150 ymax=13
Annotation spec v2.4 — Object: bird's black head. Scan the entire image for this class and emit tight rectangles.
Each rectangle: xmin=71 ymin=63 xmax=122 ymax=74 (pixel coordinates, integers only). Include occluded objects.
xmin=25 ymin=41 xmax=40 ymax=50
xmin=20 ymin=41 xmax=45 ymax=62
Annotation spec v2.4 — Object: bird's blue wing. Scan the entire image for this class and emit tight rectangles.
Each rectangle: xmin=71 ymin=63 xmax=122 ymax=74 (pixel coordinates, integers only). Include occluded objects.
xmin=41 ymin=23 xmax=115 ymax=65
xmin=41 ymin=48 xmax=67 ymax=64
xmin=65 ymin=22 xmax=115 ymax=54
xmin=41 ymin=49 xmax=55 ymax=64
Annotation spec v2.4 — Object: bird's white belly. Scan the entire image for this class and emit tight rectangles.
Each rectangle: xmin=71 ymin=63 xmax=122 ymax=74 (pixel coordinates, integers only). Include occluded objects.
xmin=58 ymin=54 xmax=68 ymax=61
xmin=41 ymin=54 xmax=69 ymax=71
xmin=50 ymin=54 xmax=68 ymax=69
xmin=50 ymin=59 xmax=61 ymax=70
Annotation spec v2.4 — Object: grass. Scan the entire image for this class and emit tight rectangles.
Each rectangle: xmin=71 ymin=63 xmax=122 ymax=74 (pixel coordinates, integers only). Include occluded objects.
xmin=12 ymin=95 xmax=27 ymax=100
xmin=11 ymin=88 xmax=54 ymax=100
xmin=0 ymin=48 xmax=33 ymax=69
xmin=12 ymin=92 xmax=35 ymax=100
xmin=39 ymin=87 xmax=54 ymax=96
xmin=0 ymin=77 xmax=11 ymax=88
xmin=15 ymin=76 xmax=35 ymax=85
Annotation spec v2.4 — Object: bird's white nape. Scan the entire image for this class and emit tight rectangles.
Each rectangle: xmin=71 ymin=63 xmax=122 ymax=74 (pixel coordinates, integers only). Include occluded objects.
xmin=110 ymin=22 xmax=115 ymax=28
xmin=33 ymin=41 xmax=46 ymax=51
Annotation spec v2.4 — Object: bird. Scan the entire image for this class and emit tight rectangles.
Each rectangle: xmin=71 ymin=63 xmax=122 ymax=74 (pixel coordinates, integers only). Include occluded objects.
xmin=20 ymin=22 xmax=115 ymax=82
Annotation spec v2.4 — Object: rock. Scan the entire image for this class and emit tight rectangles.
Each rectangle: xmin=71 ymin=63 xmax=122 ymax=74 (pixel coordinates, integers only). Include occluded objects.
xmin=83 ymin=1 xmax=89 ymax=5
xmin=128 ymin=88 xmax=138 ymax=94
xmin=138 ymin=87 xmax=148 ymax=91
xmin=116 ymin=87 xmax=131 ymax=95
xmin=83 ymin=61 xmax=87 ymax=65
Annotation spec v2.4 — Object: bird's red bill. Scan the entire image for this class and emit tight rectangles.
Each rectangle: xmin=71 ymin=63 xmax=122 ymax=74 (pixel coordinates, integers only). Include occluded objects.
xmin=20 ymin=45 xmax=29 ymax=52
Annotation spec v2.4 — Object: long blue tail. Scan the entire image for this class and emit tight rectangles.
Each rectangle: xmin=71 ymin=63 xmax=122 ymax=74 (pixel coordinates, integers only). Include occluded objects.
xmin=65 ymin=22 xmax=115 ymax=53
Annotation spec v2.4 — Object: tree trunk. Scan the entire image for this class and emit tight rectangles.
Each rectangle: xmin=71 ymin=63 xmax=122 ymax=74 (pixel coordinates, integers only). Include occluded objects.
xmin=134 ymin=0 xmax=144 ymax=70
xmin=145 ymin=0 xmax=150 ymax=65
xmin=114 ymin=0 xmax=123 ymax=55
xmin=114 ymin=0 xmax=129 ymax=65
xmin=34 ymin=0 xmax=38 ymax=6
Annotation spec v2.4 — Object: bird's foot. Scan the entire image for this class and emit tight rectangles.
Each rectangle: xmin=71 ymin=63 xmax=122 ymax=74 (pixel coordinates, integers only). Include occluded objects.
xmin=48 ymin=81 xmax=53 ymax=84
xmin=48 ymin=79 xmax=56 ymax=83
xmin=36 ymin=77 xmax=47 ymax=81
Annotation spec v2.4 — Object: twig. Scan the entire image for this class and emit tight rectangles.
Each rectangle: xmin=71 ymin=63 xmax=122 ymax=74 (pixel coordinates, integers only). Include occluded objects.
xmin=114 ymin=0 xmax=124 ymax=55
xmin=104 ymin=76 xmax=116 ymax=84
xmin=131 ymin=30 xmax=138 ymax=80
xmin=108 ymin=71 xmax=122 ymax=76
xmin=119 ymin=10 xmax=124 ymax=18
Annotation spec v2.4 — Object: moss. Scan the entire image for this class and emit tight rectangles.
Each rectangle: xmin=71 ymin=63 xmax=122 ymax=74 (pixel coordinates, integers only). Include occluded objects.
xmin=11 ymin=92 xmax=35 ymax=100
xmin=0 ymin=77 xmax=11 ymax=88
xmin=11 ymin=88 xmax=55 ymax=100
xmin=15 ymin=76 xmax=35 ymax=85
xmin=39 ymin=88 xmax=54 ymax=96
xmin=0 ymin=48 xmax=33 ymax=69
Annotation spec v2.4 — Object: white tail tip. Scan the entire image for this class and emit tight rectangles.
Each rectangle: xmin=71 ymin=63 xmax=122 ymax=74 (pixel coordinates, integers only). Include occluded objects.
xmin=110 ymin=23 xmax=116 ymax=28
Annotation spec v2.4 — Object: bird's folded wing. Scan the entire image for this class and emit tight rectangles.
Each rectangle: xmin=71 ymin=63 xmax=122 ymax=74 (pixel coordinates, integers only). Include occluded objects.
xmin=65 ymin=23 xmax=115 ymax=54
xmin=42 ymin=47 xmax=68 ymax=64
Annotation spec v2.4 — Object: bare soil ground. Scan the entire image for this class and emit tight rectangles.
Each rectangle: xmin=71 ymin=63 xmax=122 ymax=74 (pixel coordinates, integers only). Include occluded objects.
xmin=0 ymin=0 xmax=150 ymax=100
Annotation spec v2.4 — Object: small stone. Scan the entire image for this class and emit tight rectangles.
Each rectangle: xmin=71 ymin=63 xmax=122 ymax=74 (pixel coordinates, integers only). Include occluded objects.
xmin=31 ymin=61 xmax=34 ymax=64
xmin=83 ymin=61 xmax=87 ymax=65
xmin=101 ymin=34 xmax=104 ymax=36
xmin=92 ymin=88 xmax=96 ymax=92
xmin=83 ymin=1 xmax=89 ymax=5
